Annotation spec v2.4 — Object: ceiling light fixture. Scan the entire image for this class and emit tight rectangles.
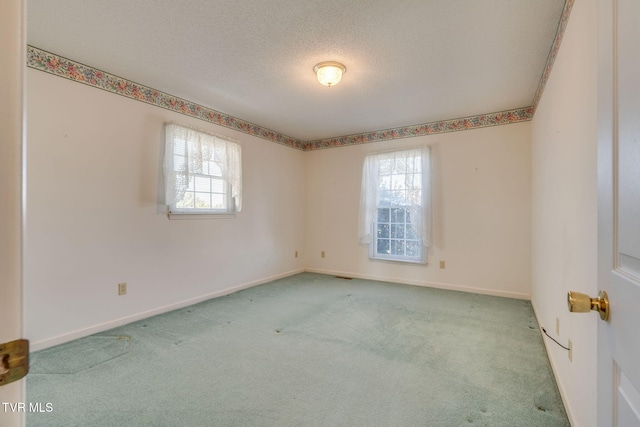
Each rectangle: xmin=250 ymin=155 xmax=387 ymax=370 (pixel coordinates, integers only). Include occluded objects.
xmin=313 ymin=61 xmax=346 ymax=87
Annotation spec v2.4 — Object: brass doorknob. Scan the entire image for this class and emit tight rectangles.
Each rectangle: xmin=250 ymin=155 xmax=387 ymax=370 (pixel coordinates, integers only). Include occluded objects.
xmin=567 ymin=290 xmax=610 ymax=321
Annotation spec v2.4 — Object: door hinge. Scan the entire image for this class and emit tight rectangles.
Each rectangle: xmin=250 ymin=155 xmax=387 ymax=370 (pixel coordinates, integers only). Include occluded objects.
xmin=0 ymin=339 xmax=29 ymax=386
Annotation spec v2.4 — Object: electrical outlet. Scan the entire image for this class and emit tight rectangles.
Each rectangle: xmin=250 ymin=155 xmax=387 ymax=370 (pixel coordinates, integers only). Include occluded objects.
xmin=556 ymin=317 xmax=560 ymax=336
xmin=439 ymin=260 xmax=446 ymax=269
xmin=321 ymin=251 xmax=325 ymax=258
xmin=568 ymin=339 xmax=572 ymax=362
xmin=118 ymin=282 xmax=127 ymax=296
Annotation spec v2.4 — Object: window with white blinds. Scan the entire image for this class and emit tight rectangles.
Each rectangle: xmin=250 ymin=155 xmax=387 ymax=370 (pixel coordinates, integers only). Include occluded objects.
xmin=164 ymin=123 xmax=241 ymax=217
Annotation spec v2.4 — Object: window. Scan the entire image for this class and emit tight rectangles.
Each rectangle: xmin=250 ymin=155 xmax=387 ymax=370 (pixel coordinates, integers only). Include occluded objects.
xmin=359 ymin=147 xmax=431 ymax=263
xmin=164 ymin=123 xmax=241 ymax=217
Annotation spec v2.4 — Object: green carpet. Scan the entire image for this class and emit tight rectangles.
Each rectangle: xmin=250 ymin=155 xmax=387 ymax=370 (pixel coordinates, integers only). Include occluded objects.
xmin=27 ymin=273 xmax=569 ymax=426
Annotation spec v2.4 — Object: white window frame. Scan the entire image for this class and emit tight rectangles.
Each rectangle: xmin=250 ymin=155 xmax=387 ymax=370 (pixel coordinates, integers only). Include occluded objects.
xmin=371 ymin=206 xmax=425 ymax=263
xmin=359 ymin=147 xmax=431 ymax=264
xmin=164 ymin=123 xmax=241 ymax=219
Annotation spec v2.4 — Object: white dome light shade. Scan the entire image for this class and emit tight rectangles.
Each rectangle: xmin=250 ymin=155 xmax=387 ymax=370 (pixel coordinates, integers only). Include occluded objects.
xmin=313 ymin=61 xmax=346 ymax=87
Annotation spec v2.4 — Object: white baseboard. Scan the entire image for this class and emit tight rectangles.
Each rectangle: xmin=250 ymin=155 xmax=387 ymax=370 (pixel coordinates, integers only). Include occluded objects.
xmin=31 ymin=268 xmax=305 ymax=352
xmin=530 ymin=300 xmax=576 ymax=427
xmin=31 ymin=268 xmax=529 ymax=351
xmin=304 ymin=268 xmax=531 ymax=300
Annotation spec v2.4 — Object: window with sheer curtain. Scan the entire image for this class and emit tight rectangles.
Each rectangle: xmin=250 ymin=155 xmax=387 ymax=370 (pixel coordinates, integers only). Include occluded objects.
xmin=164 ymin=123 xmax=242 ymax=218
xmin=359 ymin=147 xmax=431 ymax=263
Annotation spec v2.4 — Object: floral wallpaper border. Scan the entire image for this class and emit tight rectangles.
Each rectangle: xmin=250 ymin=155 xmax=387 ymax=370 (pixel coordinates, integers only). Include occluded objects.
xmin=27 ymin=46 xmax=305 ymax=151
xmin=27 ymin=0 xmax=572 ymax=155
xmin=303 ymin=107 xmax=533 ymax=150
xmin=531 ymin=0 xmax=574 ymax=113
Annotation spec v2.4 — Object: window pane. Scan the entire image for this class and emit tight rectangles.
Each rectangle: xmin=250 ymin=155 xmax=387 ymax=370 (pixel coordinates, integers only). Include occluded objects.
xmin=406 ymin=158 xmax=415 ymax=174
xmin=406 ymin=241 xmax=421 ymax=257
xmin=391 ymin=208 xmax=405 ymax=223
xmin=377 ymin=239 xmax=390 ymax=254
xmin=379 ymin=189 xmax=392 ymax=206
xmin=390 ymin=240 xmax=405 ymax=255
xmin=407 ymin=188 xmax=421 ymax=205
xmin=388 ymin=190 xmax=406 ymax=205
xmin=210 ymin=162 xmax=222 ymax=176
xmin=174 ymin=139 xmax=186 ymax=155
xmin=176 ymin=192 xmax=195 ymax=209
xmin=195 ymin=193 xmax=211 ymax=209
xmin=212 ymin=194 xmax=226 ymax=209
xmin=377 ymin=223 xmax=389 ymax=238
xmin=379 ymin=175 xmax=391 ymax=191
xmin=391 ymin=174 xmax=406 ymax=190
xmin=186 ymin=177 xmax=196 ymax=191
xmin=390 ymin=224 xmax=405 ymax=239
xmin=393 ymin=157 xmax=406 ymax=174
xmin=173 ymin=155 xmax=186 ymax=172
xmin=211 ymin=178 xmax=225 ymax=194
xmin=377 ymin=208 xmax=390 ymax=223
xmin=379 ymin=159 xmax=392 ymax=175
xmin=405 ymin=209 xmax=413 ymax=223
xmin=405 ymin=174 xmax=416 ymax=189
xmin=406 ymin=224 xmax=418 ymax=239
xmin=201 ymin=145 xmax=215 ymax=162
xmin=194 ymin=176 xmax=211 ymax=192
xmin=414 ymin=156 xmax=422 ymax=173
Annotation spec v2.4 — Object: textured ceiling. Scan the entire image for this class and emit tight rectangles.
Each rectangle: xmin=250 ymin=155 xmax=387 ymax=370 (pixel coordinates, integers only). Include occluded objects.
xmin=27 ymin=0 xmax=567 ymax=142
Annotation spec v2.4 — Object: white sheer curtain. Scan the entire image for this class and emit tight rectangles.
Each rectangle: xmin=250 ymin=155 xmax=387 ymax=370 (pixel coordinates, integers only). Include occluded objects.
xmin=358 ymin=146 xmax=431 ymax=250
xmin=164 ymin=123 xmax=242 ymax=212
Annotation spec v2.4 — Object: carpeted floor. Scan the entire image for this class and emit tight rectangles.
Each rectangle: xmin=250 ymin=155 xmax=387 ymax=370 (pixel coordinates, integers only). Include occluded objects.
xmin=27 ymin=273 xmax=569 ymax=426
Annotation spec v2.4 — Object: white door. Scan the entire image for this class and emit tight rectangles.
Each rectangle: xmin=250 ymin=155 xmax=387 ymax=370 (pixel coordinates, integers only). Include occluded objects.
xmin=0 ymin=0 xmax=26 ymax=426
xmin=598 ymin=0 xmax=640 ymax=425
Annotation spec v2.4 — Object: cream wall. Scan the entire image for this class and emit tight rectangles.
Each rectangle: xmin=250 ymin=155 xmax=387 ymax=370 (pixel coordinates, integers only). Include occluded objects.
xmin=305 ymin=123 xmax=532 ymax=299
xmin=26 ymin=65 xmax=533 ymax=351
xmin=25 ymin=70 xmax=307 ymax=350
xmin=531 ymin=0 xmax=598 ymax=426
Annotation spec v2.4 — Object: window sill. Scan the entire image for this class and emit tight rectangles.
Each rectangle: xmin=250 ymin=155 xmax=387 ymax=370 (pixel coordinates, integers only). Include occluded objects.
xmin=370 ymin=254 xmax=427 ymax=264
xmin=168 ymin=212 xmax=236 ymax=220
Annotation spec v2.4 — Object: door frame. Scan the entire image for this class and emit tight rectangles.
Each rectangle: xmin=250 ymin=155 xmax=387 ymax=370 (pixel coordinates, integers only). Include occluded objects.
xmin=0 ymin=0 xmax=26 ymax=426
xmin=596 ymin=0 xmax=614 ymax=423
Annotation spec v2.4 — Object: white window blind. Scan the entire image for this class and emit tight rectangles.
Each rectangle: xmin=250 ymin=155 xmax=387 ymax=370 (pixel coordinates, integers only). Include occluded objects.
xmin=359 ymin=146 xmax=431 ymax=263
xmin=164 ymin=123 xmax=241 ymax=216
